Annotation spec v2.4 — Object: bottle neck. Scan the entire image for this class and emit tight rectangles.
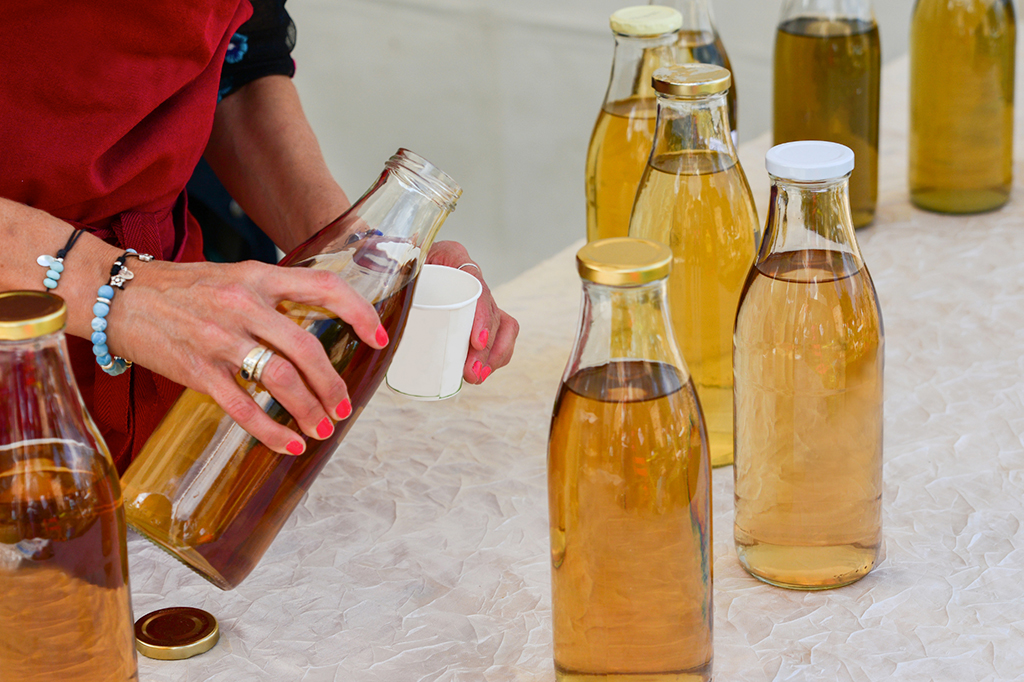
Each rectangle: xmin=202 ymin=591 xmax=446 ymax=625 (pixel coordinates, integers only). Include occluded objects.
xmin=0 ymin=332 xmax=95 ymax=449
xmin=605 ymin=32 xmax=679 ymax=104
xmin=659 ymin=0 xmax=718 ymax=33
xmin=759 ymin=175 xmax=863 ymax=266
xmin=650 ymin=91 xmax=736 ymax=161
xmin=565 ymin=278 xmax=689 ymax=380
xmin=779 ymin=0 xmax=874 ymax=22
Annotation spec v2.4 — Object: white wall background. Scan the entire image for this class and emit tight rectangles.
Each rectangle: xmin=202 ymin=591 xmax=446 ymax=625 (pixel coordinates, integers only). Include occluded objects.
xmin=290 ymin=0 xmax=914 ymax=286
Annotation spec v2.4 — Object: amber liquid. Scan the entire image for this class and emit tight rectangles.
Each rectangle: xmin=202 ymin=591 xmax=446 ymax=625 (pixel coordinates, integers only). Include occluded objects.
xmin=733 ymin=249 xmax=883 ymax=589
xmin=123 ymin=281 xmax=415 ymax=589
xmin=0 ymin=451 xmax=137 ymax=680
xmin=586 ymin=97 xmax=658 ymax=242
xmin=629 ymin=151 xmax=758 ymax=468
xmin=549 ymin=361 xmax=711 ymax=681
xmin=909 ymin=0 xmax=1015 ymax=213
xmin=773 ymin=18 xmax=880 ymax=228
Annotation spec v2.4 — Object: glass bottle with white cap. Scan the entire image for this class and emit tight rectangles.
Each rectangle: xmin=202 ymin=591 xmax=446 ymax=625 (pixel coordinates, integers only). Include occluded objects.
xmin=733 ymin=140 xmax=884 ymax=590
xmin=910 ymin=0 xmax=1015 ymax=214
xmin=649 ymin=0 xmax=739 ymax=145
xmin=586 ymin=5 xmax=683 ymax=243
xmin=629 ymin=63 xmax=759 ymax=469
xmin=0 ymin=291 xmax=138 ymax=680
xmin=773 ymin=0 xmax=880 ymax=228
xmin=549 ymin=237 xmax=711 ymax=681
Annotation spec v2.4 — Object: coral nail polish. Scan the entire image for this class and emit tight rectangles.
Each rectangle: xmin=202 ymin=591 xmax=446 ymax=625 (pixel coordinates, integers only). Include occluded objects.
xmin=316 ymin=417 xmax=333 ymax=439
xmin=472 ymin=360 xmax=483 ymax=379
xmin=478 ymin=329 xmax=489 ymax=347
xmin=336 ymin=399 xmax=352 ymax=420
xmin=286 ymin=440 xmax=304 ymax=455
xmin=482 ymin=365 xmax=492 ymax=381
xmin=375 ymin=324 xmax=389 ymax=347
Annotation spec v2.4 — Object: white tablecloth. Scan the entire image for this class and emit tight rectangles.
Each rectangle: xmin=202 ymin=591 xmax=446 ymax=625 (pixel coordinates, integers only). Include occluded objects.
xmin=131 ymin=54 xmax=1024 ymax=681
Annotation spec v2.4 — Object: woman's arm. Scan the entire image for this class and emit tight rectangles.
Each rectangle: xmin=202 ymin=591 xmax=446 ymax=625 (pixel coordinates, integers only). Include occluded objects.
xmin=0 ymin=197 xmax=384 ymax=456
xmin=204 ymin=75 xmax=347 ymax=252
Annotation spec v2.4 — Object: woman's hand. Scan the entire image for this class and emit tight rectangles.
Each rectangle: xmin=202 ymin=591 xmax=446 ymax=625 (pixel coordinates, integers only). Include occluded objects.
xmin=114 ymin=259 xmax=385 ymax=455
xmin=425 ymin=241 xmax=519 ymax=384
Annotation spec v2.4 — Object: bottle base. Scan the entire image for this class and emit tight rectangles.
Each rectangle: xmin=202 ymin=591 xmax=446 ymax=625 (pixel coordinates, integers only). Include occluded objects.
xmin=129 ymin=520 xmax=236 ymax=591
xmin=910 ymin=188 xmax=1010 ymax=215
xmin=736 ymin=541 xmax=878 ymax=590
xmin=852 ymin=207 xmax=876 ymax=229
xmin=555 ymin=662 xmax=712 ymax=682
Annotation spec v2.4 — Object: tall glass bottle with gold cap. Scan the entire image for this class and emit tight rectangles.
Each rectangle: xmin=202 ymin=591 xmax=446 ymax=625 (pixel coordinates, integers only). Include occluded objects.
xmin=629 ymin=63 xmax=759 ymax=468
xmin=549 ymin=238 xmax=711 ymax=681
xmin=773 ymin=0 xmax=880 ymax=228
xmin=650 ymin=0 xmax=739 ymax=145
xmin=586 ymin=6 xmax=682 ymax=243
xmin=0 ymin=292 xmax=138 ymax=681
xmin=910 ymin=0 xmax=1016 ymax=214
xmin=734 ymin=141 xmax=884 ymax=590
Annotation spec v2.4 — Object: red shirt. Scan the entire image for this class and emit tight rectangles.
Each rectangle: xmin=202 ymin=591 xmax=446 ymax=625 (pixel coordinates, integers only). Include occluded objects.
xmin=0 ymin=1 xmax=253 ymax=471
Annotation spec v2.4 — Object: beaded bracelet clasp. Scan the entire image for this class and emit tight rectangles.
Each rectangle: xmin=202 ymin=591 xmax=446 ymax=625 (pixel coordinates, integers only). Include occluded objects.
xmin=92 ymin=249 xmax=153 ymax=376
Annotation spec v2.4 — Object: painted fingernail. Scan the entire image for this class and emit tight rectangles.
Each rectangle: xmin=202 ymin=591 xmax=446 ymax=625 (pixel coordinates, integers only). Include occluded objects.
xmin=316 ymin=417 xmax=333 ymax=439
xmin=286 ymin=440 xmax=304 ymax=455
xmin=336 ymin=399 xmax=352 ymax=420
xmin=482 ymin=365 xmax=492 ymax=381
xmin=375 ymin=324 xmax=389 ymax=347
xmin=472 ymin=360 xmax=483 ymax=379
xmin=478 ymin=329 xmax=489 ymax=347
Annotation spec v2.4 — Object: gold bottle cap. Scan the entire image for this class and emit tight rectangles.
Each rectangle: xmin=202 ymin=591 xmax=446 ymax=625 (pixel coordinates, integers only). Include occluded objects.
xmin=576 ymin=238 xmax=672 ymax=286
xmin=610 ymin=6 xmax=683 ymax=36
xmin=0 ymin=291 xmax=66 ymax=340
xmin=652 ymin=63 xmax=731 ymax=96
xmin=135 ymin=607 xmax=220 ymax=661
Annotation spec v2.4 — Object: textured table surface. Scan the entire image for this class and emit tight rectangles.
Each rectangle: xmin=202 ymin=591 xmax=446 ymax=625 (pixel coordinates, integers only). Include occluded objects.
xmin=131 ymin=54 xmax=1024 ymax=681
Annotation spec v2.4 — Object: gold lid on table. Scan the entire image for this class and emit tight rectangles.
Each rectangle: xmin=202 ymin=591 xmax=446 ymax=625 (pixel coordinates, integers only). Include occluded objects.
xmin=135 ymin=607 xmax=220 ymax=661
xmin=576 ymin=238 xmax=672 ymax=286
xmin=653 ymin=63 xmax=732 ymax=96
xmin=0 ymin=291 xmax=66 ymax=340
xmin=610 ymin=6 xmax=683 ymax=36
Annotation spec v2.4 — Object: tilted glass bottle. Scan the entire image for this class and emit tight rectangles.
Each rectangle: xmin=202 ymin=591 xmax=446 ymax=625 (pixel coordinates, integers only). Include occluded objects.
xmin=0 ymin=292 xmax=138 ymax=680
xmin=910 ymin=0 xmax=1016 ymax=214
xmin=586 ymin=6 xmax=682 ymax=243
xmin=549 ymin=238 xmax=711 ymax=682
xmin=651 ymin=0 xmax=739 ymax=145
xmin=628 ymin=63 xmax=759 ymax=469
xmin=121 ymin=150 xmax=461 ymax=589
xmin=733 ymin=141 xmax=884 ymax=590
xmin=773 ymin=0 xmax=880 ymax=228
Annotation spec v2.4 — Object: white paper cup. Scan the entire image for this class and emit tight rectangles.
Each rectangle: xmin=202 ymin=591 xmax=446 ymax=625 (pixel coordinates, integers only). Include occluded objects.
xmin=386 ymin=264 xmax=483 ymax=400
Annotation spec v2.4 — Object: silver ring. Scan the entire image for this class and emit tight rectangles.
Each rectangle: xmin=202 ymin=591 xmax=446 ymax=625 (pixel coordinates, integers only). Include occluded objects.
xmin=251 ymin=348 xmax=275 ymax=384
xmin=240 ymin=345 xmax=270 ymax=381
xmin=457 ymin=262 xmax=481 ymax=274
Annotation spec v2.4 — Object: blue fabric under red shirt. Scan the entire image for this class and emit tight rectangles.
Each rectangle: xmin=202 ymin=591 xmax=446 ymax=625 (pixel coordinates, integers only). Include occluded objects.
xmin=0 ymin=1 xmax=296 ymax=472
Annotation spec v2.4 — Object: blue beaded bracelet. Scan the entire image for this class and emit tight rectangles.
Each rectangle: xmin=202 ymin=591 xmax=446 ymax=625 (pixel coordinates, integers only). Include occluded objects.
xmin=36 ymin=228 xmax=85 ymax=290
xmin=92 ymin=249 xmax=153 ymax=376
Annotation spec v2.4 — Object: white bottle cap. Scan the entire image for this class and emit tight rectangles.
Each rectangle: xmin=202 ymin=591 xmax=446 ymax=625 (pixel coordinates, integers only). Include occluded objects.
xmin=610 ymin=6 xmax=683 ymax=36
xmin=765 ymin=141 xmax=855 ymax=181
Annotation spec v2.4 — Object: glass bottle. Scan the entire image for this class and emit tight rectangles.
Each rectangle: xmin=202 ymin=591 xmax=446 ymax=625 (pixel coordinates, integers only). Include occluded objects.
xmin=0 ymin=291 xmax=138 ymax=680
xmin=909 ymin=0 xmax=1016 ymax=214
xmin=651 ymin=0 xmax=740 ymax=145
xmin=121 ymin=149 xmax=461 ymax=590
xmin=586 ymin=6 xmax=682 ymax=243
xmin=549 ymin=238 xmax=711 ymax=682
xmin=628 ymin=63 xmax=759 ymax=469
xmin=733 ymin=141 xmax=884 ymax=590
xmin=772 ymin=0 xmax=880 ymax=228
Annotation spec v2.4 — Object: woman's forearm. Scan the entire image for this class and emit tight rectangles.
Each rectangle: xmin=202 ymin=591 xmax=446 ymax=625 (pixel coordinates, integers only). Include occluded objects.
xmin=0 ymin=198 xmax=124 ymax=341
xmin=203 ymin=75 xmax=350 ymax=253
